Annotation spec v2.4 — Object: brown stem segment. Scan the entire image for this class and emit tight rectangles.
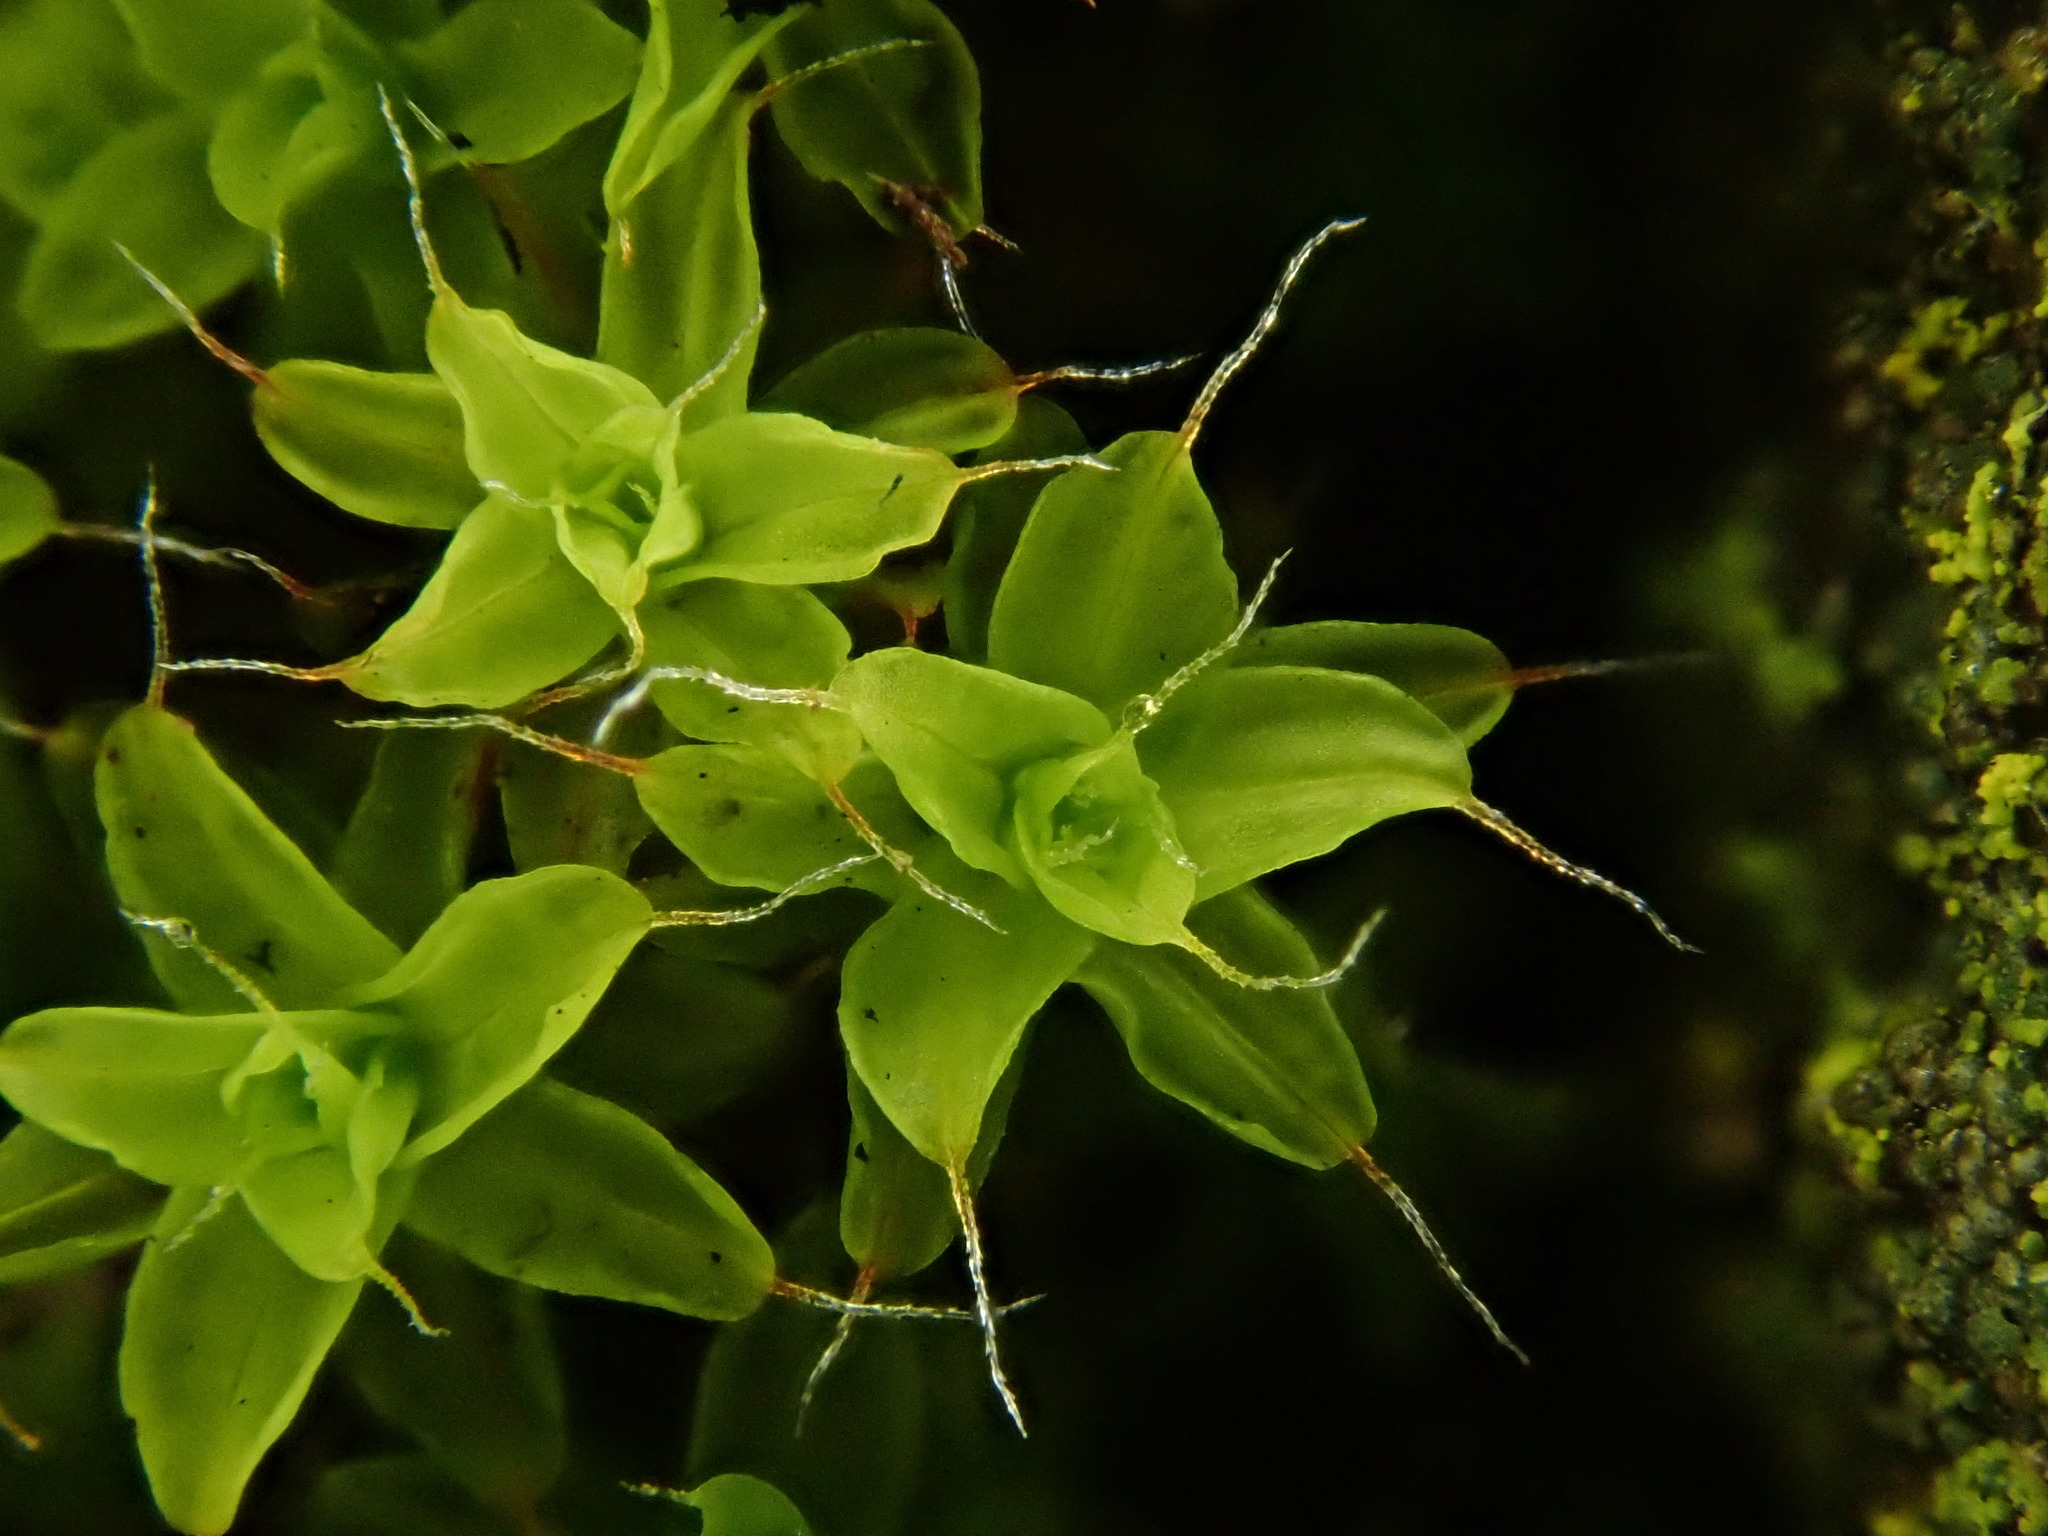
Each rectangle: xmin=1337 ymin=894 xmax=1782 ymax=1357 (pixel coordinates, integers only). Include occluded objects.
xmin=0 ymin=1397 xmax=40 ymax=1453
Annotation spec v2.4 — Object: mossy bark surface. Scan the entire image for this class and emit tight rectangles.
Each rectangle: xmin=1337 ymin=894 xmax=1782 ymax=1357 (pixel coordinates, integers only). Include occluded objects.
xmin=1833 ymin=7 xmax=2048 ymax=1528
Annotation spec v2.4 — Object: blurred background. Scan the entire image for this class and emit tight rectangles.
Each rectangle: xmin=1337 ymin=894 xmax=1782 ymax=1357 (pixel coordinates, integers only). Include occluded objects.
xmin=0 ymin=0 xmax=1938 ymax=1531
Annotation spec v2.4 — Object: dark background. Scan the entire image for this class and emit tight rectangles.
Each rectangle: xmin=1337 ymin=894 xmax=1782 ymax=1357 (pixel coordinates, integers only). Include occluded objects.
xmin=0 ymin=1 xmax=1937 ymax=1532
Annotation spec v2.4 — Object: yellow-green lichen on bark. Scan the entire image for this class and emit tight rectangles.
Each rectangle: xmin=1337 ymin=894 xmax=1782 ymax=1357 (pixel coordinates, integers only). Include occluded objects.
xmin=1838 ymin=5 xmax=2048 ymax=1530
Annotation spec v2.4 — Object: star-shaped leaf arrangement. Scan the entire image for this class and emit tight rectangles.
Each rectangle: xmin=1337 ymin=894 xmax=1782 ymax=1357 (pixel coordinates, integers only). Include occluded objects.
xmin=0 ymin=704 xmax=772 ymax=1535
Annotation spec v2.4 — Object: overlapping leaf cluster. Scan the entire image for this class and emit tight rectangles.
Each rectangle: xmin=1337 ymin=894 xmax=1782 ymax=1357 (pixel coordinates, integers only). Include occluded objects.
xmin=0 ymin=2 xmax=1657 ymax=1533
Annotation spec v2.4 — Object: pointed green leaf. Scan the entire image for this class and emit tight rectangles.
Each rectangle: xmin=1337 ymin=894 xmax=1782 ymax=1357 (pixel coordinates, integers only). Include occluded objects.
xmin=0 ymin=1121 xmax=164 ymax=1284
xmin=333 ymin=728 xmax=487 ymax=948
xmin=0 ymin=0 xmax=168 ymax=221
xmin=96 ymin=706 xmax=402 ymax=1011
xmin=1137 ymin=666 xmax=1472 ymax=899
xmin=205 ymin=45 xmax=334 ymax=234
xmin=0 ymin=1006 xmax=269 ymax=1186
xmin=661 ymin=412 xmax=966 ymax=587
xmin=604 ymin=0 xmax=794 ymax=215
xmin=19 ymin=110 xmax=267 ymax=352
xmin=427 ymin=293 xmax=657 ymax=502
xmin=340 ymin=1229 xmax=565 ymax=1511
xmin=121 ymin=1188 xmax=364 ymax=1536
xmin=633 ymin=743 xmax=869 ymax=891
xmin=498 ymin=710 xmax=653 ymax=878
xmin=762 ymin=0 xmax=981 ymax=236
xmin=1239 ymin=621 xmax=1513 ymax=746
xmin=840 ymin=876 xmax=1091 ymax=1166
xmin=943 ymin=396 xmax=1085 ymax=664
xmin=110 ymin=0 xmax=312 ymax=105
xmin=1076 ymin=886 xmax=1376 ymax=1169
xmin=0 ymin=453 xmax=59 ymax=567
xmin=987 ymin=430 xmax=1238 ymax=716
xmin=338 ymin=866 xmax=651 ymax=1163
xmin=400 ymin=0 xmax=639 ymax=167
xmin=840 ymin=1046 xmax=1019 ymax=1282
xmin=405 ymin=1077 xmax=772 ymax=1320
xmin=641 ymin=580 xmax=861 ymax=782
xmin=761 ymin=328 xmax=1018 ymax=453
xmin=832 ymin=646 xmax=1107 ymax=882
xmin=253 ymin=361 xmax=484 ymax=530
xmin=339 ymin=493 xmax=620 ymax=708
xmin=598 ymin=89 xmax=760 ymax=414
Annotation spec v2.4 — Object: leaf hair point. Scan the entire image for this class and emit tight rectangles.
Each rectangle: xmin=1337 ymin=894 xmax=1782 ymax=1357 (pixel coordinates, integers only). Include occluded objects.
xmin=377 ymin=86 xmax=448 ymax=295
xmin=1123 ymin=551 xmax=1288 ymax=734
xmin=114 ymin=247 xmax=269 ymax=388
xmin=1458 ymin=799 xmax=1699 ymax=953
xmin=343 ymin=713 xmax=644 ymax=777
xmin=827 ymin=781 xmax=1002 ymax=931
xmin=1178 ymin=905 xmax=1381 ymax=992
xmin=949 ymin=1161 xmax=1027 ymax=1436
xmin=1179 ymin=216 xmax=1368 ymax=450
xmin=120 ymin=911 xmax=279 ymax=1015
xmin=649 ymin=854 xmax=882 ymax=929
xmin=1350 ymin=1147 xmax=1529 ymax=1367
xmin=795 ymin=1266 xmax=872 ymax=1434
xmin=138 ymin=475 xmax=169 ymax=709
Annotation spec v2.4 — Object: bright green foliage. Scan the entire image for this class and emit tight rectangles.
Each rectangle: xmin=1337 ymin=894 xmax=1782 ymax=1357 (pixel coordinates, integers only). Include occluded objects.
xmin=0 ymin=704 xmax=769 ymax=1531
xmin=0 ymin=0 xmax=1612 ymax=1526
xmin=762 ymin=327 xmax=1021 ymax=452
xmin=251 ymin=362 xmax=481 ymax=530
xmin=0 ymin=453 xmax=58 ymax=567
xmin=1077 ymin=887 xmax=1377 ymax=1168
xmin=762 ymin=0 xmax=982 ymax=237
xmin=0 ymin=1121 xmax=165 ymax=1283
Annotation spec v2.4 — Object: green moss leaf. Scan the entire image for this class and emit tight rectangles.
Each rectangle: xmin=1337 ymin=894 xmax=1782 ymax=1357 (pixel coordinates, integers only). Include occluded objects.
xmin=1076 ymin=886 xmax=1376 ymax=1168
xmin=19 ymin=110 xmax=267 ymax=352
xmin=762 ymin=0 xmax=981 ymax=236
xmin=96 ymin=705 xmax=403 ymax=1012
xmin=0 ymin=453 xmax=59 ymax=567
xmin=942 ymin=396 xmax=1085 ymax=663
xmin=987 ymin=430 xmax=1238 ymax=717
xmin=663 ymin=412 xmax=966 ymax=586
xmin=400 ymin=0 xmax=640 ymax=168
xmin=1137 ymin=666 xmax=1472 ymax=899
xmin=253 ymin=361 xmax=483 ymax=530
xmin=598 ymin=89 xmax=761 ymax=414
xmin=110 ymin=0 xmax=312 ymax=106
xmin=761 ymin=327 xmax=1018 ymax=453
xmin=120 ymin=1189 xmax=364 ymax=1536
xmin=832 ymin=646 xmax=1108 ymax=883
xmin=0 ymin=0 xmax=167 ymax=220
xmin=336 ymin=865 xmax=651 ymax=1164
xmin=642 ymin=580 xmax=861 ymax=782
xmin=0 ymin=1121 xmax=165 ymax=1284
xmin=405 ymin=1077 xmax=773 ymax=1320
xmin=634 ymin=743 xmax=868 ymax=890
xmin=1238 ymin=620 xmax=1512 ymax=746
xmin=840 ymin=875 xmax=1090 ymax=1166
xmin=339 ymin=494 xmax=619 ymax=708
xmin=331 ymin=727 xmax=488 ymax=949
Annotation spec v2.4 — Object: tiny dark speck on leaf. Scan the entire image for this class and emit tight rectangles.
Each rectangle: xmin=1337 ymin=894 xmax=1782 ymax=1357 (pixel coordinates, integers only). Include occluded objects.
xmin=103 ymin=746 xmax=120 ymax=764
xmin=133 ymin=826 xmax=146 ymax=838
xmin=709 ymin=1251 xmax=722 ymax=1264
xmin=863 ymin=1008 xmax=878 ymax=1021
xmin=854 ymin=1143 xmax=869 ymax=1162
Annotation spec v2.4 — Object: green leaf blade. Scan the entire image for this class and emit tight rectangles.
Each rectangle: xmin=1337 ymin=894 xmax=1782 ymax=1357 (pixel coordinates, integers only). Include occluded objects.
xmin=1239 ymin=620 xmax=1513 ymax=746
xmin=987 ymin=431 xmax=1239 ymax=716
xmin=0 ymin=1121 xmax=165 ymax=1284
xmin=405 ymin=1078 xmax=773 ymax=1320
xmin=1137 ymin=666 xmax=1473 ymax=899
